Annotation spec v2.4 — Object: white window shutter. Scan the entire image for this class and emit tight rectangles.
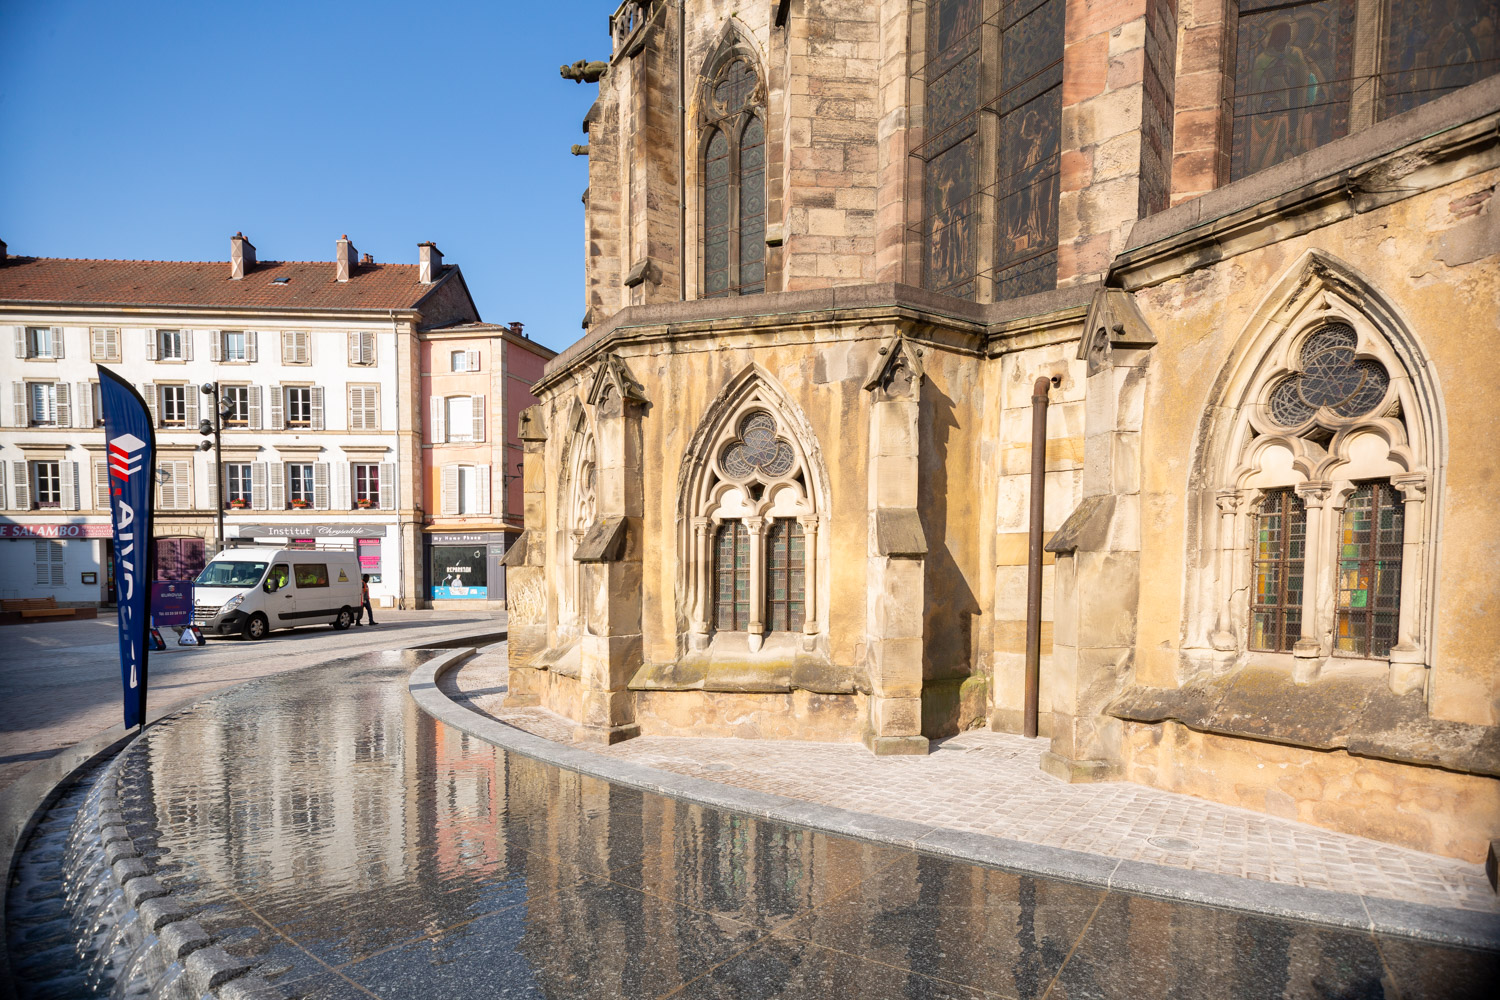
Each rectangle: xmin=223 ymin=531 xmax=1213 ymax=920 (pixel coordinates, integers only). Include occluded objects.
xmin=52 ymin=328 xmax=65 ymax=359
xmin=361 ymin=332 xmax=375 ymax=366
xmin=251 ymin=462 xmax=268 ymax=509
xmin=313 ymin=462 xmax=330 ymax=510
xmin=181 ymin=459 xmax=194 ymax=509
xmin=310 ymin=386 xmax=324 ymax=430
xmin=248 ymin=385 xmax=262 ymax=429
xmin=182 ymin=330 xmax=193 ymax=362
xmin=379 ymin=462 xmax=395 ymax=510
xmin=13 ymin=461 xmax=30 ymax=509
xmin=13 ymin=329 xmax=24 ymax=358
xmin=281 ymin=331 xmax=293 ymax=364
xmin=208 ymin=460 xmax=220 ymax=511
xmin=296 ymin=331 xmax=310 ymax=364
xmin=185 ymin=385 xmax=199 ymax=427
xmin=91 ymin=328 xmax=105 ymax=361
xmin=348 ymin=332 xmax=360 ymax=366
xmin=430 ymin=395 xmax=446 ymax=443
xmin=463 ymin=350 xmax=477 ymax=372
xmin=471 ymin=395 xmax=485 ymax=443
xmin=269 ymin=385 xmax=283 ymax=429
xmin=268 ymin=463 xmax=285 ymax=509
xmin=77 ymin=382 xmax=92 ymax=428
xmin=246 ymin=330 xmax=258 ymax=362
xmin=55 ymin=383 xmax=71 ymax=427
xmin=12 ymin=382 xmax=25 ymax=427
xmin=0 ymin=462 xmax=7 ymax=509
xmin=61 ymin=462 xmax=78 ymax=510
xmin=335 ymin=464 xmax=350 ymax=510
xmin=143 ymin=383 xmax=157 ymax=426
xmin=210 ymin=332 xmax=221 ymax=362
xmin=94 ymin=459 xmax=109 ymax=509
xmin=368 ymin=386 xmax=379 ymax=430
xmin=107 ymin=328 xmax=120 ymax=361
xmin=146 ymin=330 xmax=158 ymax=361
xmin=476 ymin=464 xmax=491 ymax=515
xmin=441 ymin=464 xmax=459 ymax=515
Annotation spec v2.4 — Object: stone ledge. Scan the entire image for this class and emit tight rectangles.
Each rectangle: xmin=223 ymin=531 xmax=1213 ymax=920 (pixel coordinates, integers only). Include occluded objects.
xmin=628 ymin=638 xmax=862 ymax=696
xmin=1107 ymin=663 xmax=1500 ymax=778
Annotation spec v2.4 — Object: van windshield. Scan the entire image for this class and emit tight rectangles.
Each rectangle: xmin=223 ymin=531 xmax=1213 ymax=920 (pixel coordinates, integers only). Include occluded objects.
xmin=196 ymin=561 xmax=269 ymax=588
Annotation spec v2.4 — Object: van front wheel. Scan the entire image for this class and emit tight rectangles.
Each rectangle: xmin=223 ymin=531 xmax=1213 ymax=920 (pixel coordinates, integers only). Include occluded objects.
xmin=333 ymin=608 xmax=353 ymax=630
xmin=243 ymin=613 xmax=269 ymax=641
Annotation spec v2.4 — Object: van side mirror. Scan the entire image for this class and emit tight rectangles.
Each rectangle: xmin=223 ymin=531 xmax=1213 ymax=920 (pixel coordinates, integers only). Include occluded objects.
xmin=264 ymin=577 xmax=278 ymax=594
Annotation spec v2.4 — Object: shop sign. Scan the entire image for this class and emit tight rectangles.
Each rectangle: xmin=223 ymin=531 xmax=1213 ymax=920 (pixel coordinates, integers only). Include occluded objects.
xmin=150 ymin=581 xmax=195 ymax=627
xmin=237 ymin=523 xmax=386 ymax=538
xmin=0 ymin=522 xmax=113 ymax=538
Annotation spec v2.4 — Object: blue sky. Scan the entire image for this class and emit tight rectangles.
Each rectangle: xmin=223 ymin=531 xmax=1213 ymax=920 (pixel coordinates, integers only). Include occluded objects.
xmin=0 ymin=0 xmax=607 ymax=352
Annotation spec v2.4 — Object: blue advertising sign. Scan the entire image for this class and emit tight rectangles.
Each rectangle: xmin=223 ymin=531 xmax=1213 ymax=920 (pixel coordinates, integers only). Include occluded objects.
xmin=98 ymin=366 xmax=156 ymax=729
xmin=151 ymin=581 xmax=194 ymax=627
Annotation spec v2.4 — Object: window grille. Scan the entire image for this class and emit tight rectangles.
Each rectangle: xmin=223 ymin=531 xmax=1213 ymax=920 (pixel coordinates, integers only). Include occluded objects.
xmin=1249 ymin=488 xmax=1306 ymax=652
xmin=714 ymin=520 xmax=751 ymax=630
xmin=1335 ymin=482 xmax=1404 ymax=658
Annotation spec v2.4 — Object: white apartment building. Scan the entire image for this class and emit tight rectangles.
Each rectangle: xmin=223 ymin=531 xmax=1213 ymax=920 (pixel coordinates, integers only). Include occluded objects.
xmin=0 ymin=234 xmax=481 ymax=608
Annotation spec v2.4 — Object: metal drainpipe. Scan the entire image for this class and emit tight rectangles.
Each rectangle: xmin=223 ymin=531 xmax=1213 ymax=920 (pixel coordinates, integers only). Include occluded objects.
xmin=1024 ymin=374 xmax=1061 ymax=739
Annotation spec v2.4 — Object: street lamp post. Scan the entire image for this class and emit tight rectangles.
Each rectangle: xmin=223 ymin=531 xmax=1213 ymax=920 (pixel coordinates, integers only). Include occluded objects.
xmin=198 ymin=382 xmax=231 ymax=554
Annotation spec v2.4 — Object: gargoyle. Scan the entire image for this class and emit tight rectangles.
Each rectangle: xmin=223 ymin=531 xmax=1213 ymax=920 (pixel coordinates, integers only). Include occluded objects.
xmin=560 ymin=59 xmax=607 ymax=83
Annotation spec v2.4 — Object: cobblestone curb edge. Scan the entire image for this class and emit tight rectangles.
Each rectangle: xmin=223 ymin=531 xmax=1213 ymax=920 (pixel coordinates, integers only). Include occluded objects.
xmin=409 ymin=651 xmax=1500 ymax=952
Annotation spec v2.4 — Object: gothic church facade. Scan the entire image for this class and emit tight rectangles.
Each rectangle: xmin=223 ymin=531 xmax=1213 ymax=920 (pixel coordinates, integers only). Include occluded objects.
xmin=508 ymin=0 xmax=1500 ymax=862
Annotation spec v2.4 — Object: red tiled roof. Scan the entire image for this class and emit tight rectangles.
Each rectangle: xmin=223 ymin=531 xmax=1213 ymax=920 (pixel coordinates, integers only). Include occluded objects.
xmin=0 ymin=256 xmax=455 ymax=312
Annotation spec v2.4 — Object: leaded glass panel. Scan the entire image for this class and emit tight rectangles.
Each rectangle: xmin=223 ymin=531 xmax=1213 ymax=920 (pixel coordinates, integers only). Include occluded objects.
xmin=720 ymin=412 xmax=795 ymax=480
xmin=715 ymin=520 xmax=751 ymax=631
xmin=739 ymin=117 xmax=766 ymax=295
xmin=1267 ymin=324 xmax=1390 ymax=427
xmin=704 ymin=129 xmax=731 ymax=298
xmin=995 ymin=0 xmax=1064 ymax=300
xmin=1380 ymin=1 xmax=1499 ymax=121
xmin=924 ymin=137 xmax=978 ymax=298
xmin=1335 ymin=483 xmax=1404 ymax=658
xmin=766 ymin=519 xmax=806 ymax=633
xmin=1249 ymin=488 xmax=1306 ymax=652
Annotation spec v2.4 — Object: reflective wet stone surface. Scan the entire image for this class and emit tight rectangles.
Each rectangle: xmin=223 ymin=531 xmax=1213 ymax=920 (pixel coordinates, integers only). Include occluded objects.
xmin=9 ymin=649 xmax=1497 ymax=999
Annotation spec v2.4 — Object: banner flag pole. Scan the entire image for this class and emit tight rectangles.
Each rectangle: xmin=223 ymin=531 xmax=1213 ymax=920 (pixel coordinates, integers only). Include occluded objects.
xmin=97 ymin=365 xmax=156 ymax=731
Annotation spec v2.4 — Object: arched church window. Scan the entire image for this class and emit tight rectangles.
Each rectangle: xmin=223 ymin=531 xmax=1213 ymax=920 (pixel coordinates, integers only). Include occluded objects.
xmin=1249 ymin=488 xmax=1306 ymax=653
xmin=1334 ymin=482 xmax=1404 ymax=658
xmin=714 ymin=520 xmax=750 ymax=629
xmin=703 ymin=57 xmax=765 ymax=298
xmin=765 ymin=518 xmax=805 ymax=632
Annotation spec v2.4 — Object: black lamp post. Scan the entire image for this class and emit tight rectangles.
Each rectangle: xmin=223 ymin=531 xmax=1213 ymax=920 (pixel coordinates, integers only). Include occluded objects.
xmin=198 ymin=382 xmax=232 ymax=554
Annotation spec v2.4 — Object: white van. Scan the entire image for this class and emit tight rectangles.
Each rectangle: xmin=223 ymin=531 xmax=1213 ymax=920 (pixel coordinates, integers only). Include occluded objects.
xmin=192 ymin=545 xmax=364 ymax=640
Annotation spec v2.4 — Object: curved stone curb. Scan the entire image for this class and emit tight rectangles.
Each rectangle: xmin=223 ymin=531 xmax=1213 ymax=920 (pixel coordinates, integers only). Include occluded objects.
xmin=409 ymin=652 xmax=1500 ymax=952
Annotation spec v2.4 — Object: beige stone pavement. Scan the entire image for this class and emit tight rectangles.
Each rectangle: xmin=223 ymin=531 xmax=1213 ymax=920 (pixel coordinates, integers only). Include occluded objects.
xmin=442 ymin=646 xmax=1500 ymax=917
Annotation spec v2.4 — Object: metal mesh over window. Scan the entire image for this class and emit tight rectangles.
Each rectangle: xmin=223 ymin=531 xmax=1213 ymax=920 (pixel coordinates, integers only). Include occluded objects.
xmin=1335 ymin=482 xmax=1404 ymax=657
xmin=714 ymin=520 xmax=751 ymax=631
xmin=1249 ymin=488 xmax=1306 ymax=652
xmin=766 ymin=519 xmax=805 ymax=632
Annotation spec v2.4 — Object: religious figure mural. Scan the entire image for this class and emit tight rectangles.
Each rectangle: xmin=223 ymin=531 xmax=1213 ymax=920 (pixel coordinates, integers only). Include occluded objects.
xmin=1381 ymin=0 xmax=1499 ymax=121
xmin=921 ymin=0 xmax=981 ymax=299
xmin=995 ymin=0 xmax=1063 ymax=299
xmin=1230 ymin=0 xmax=1354 ymax=181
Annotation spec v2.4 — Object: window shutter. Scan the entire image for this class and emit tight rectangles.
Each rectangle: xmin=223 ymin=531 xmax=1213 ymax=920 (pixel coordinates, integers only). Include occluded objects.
xmin=336 ymin=464 xmax=350 ymax=510
xmin=268 ymin=463 xmax=285 ymax=509
xmin=13 ymin=461 xmax=30 ymax=510
xmin=269 ymin=385 xmax=283 ymax=429
xmin=466 ymin=350 xmax=480 ymax=372
xmin=62 ymin=462 xmax=79 ymax=510
xmin=476 ymin=464 xmax=491 ymax=515
xmin=471 ymin=395 xmax=485 ymax=443
xmin=55 ymin=383 xmax=71 ymax=427
xmin=281 ymin=331 xmax=294 ymax=364
xmin=146 ymin=330 xmax=158 ymax=361
xmin=245 ymin=330 xmax=258 ymax=363
xmin=185 ymin=385 xmax=199 ymax=427
xmin=77 ymin=382 xmax=92 ymax=428
xmin=208 ymin=460 xmax=220 ymax=511
xmin=248 ymin=385 xmax=262 ymax=429
xmin=313 ymin=462 xmax=330 ymax=510
xmin=348 ymin=332 xmax=360 ymax=366
xmin=12 ymin=382 xmax=25 ymax=427
xmin=52 ymin=328 xmax=65 ymax=359
xmin=91 ymin=328 xmax=105 ymax=361
xmin=106 ymin=328 xmax=120 ymax=361
xmin=368 ymin=386 xmax=379 ymax=430
xmin=441 ymin=465 xmax=459 ymax=515
xmin=0 ymin=462 xmax=6 ymax=509
xmin=251 ymin=462 xmax=268 ymax=510
xmin=35 ymin=540 xmax=50 ymax=586
xmin=296 ymin=331 xmax=309 ymax=364
xmin=13 ymin=329 xmax=23 ymax=358
xmin=182 ymin=330 xmax=193 ymax=362
xmin=94 ymin=459 xmax=109 ymax=509
xmin=310 ymin=386 xmax=324 ymax=430
xmin=361 ymin=332 xmax=374 ymax=366
xmin=143 ymin=383 xmax=157 ymax=426
xmin=430 ymin=395 xmax=445 ymax=443
xmin=379 ymin=462 xmax=395 ymax=510
xmin=210 ymin=332 xmax=222 ymax=362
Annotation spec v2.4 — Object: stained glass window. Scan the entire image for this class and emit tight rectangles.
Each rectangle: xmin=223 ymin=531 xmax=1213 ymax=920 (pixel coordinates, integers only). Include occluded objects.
xmin=720 ymin=412 xmax=795 ymax=480
xmin=715 ymin=520 xmax=751 ymax=631
xmin=995 ymin=0 xmax=1064 ymax=299
xmin=766 ymin=519 xmax=806 ymax=632
xmin=1267 ymin=324 xmax=1390 ymax=427
xmin=1335 ymin=482 xmax=1404 ymax=658
xmin=1230 ymin=0 xmax=1355 ymax=181
xmin=1380 ymin=1 xmax=1499 ymax=121
xmin=921 ymin=0 xmax=981 ymax=298
xmin=1249 ymin=489 xmax=1307 ymax=652
xmin=701 ymin=57 xmax=765 ymax=299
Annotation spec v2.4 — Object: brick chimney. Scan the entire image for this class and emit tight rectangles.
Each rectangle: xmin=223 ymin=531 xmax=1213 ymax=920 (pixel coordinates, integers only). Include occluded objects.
xmin=230 ymin=232 xmax=256 ymax=279
xmin=509 ymin=321 xmax=525 ymax=338
xmin=336 ymin=235 xmax=358 ymax=282
xmin=418 ymin=242 xmax=443 ymax=284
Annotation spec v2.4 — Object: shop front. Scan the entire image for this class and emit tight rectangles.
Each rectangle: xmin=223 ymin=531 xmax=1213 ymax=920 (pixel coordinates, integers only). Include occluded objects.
xmin=0 ymin=520 xmax=114 ymax=607
xmin=234 ymin=521 xmax=400 ymax=607
xmin=426 ymin=531 xmax=507 ymax=608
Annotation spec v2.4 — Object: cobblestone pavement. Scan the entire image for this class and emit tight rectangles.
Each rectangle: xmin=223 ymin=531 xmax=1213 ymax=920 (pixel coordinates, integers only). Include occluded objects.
xmin=0 ymin=609 xmax=504 ymax=792
xmin=443 ymin=647 xmax=1500 ymax=917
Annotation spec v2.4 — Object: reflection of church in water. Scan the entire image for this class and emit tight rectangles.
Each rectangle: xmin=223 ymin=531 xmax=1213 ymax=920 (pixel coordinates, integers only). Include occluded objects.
xmin=503 ymin=1 xmax=1500 ymax=863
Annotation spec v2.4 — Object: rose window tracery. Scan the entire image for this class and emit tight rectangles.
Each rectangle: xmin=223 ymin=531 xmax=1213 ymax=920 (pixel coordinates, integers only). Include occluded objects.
xmin=1267 ymin=324 xmax=1390 ymax=427
xmin=719 ymin=412 xmax=795 ymax=480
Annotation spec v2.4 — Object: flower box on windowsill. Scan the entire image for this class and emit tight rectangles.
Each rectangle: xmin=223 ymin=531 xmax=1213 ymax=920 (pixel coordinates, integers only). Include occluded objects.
xmin=290 ymin=500 xmax=311 ymax=510
xmin=228 ymin=499 xmax=250 ymax=510
xmin=355 ymin=499 xmax=375 ymax=510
